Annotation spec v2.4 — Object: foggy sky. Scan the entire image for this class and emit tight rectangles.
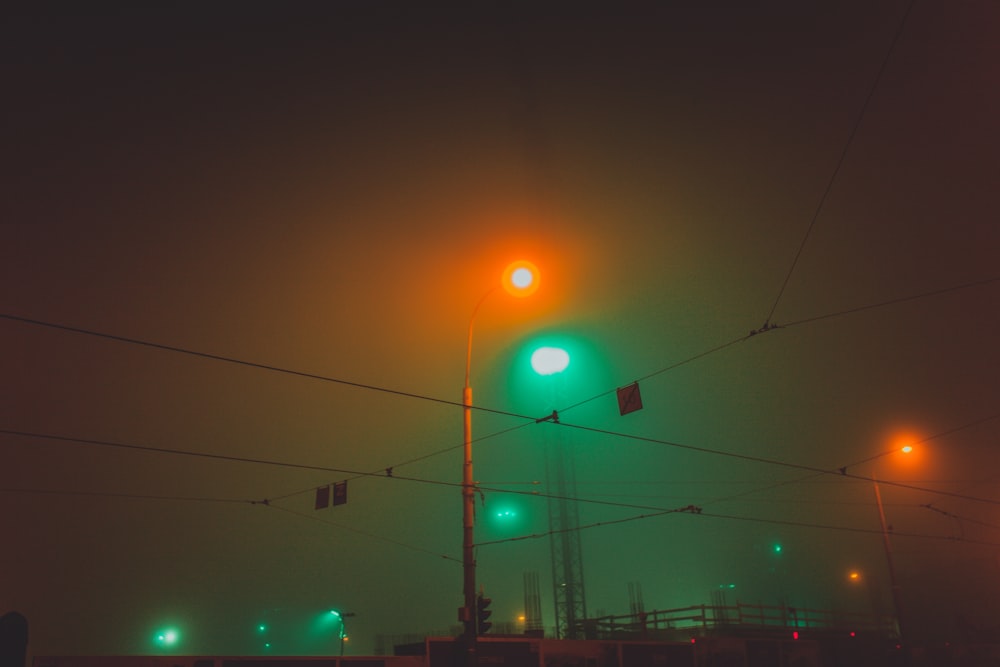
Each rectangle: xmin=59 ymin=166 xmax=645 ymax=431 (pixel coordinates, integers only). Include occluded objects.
xmin=3 ymin=1 xmax=1000 ymax=659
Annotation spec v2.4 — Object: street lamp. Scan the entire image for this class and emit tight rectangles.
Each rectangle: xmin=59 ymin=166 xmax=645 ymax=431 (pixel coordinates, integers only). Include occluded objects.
xmin=328 ymin=610 xmax=355 ymax=656
xmin=462 ymin=260 xmax=539 ymax=646
xmin=871 ymin=443 xmax=914 ymax=644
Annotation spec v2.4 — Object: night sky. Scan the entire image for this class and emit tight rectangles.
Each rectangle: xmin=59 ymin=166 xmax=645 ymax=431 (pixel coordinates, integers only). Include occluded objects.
xmin=3 ymin=1 xmax=999 ymax=659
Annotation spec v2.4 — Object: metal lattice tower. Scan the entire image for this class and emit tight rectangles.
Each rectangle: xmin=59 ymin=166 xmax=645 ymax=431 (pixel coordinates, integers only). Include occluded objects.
xmin=543 ymin=375 xmax=587 ymax=639
xmin=523 ymin=571 xmax=544 ymax=634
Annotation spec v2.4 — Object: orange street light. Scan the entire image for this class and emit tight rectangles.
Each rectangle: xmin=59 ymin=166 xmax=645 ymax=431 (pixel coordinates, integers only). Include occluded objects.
xmin=872 ymin=442 xmax=915 ymax=647
xmin=462 ymin=260 xmax=540 ymax=649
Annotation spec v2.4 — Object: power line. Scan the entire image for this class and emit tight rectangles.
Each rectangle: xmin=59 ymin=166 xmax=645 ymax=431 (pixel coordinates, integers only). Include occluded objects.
xmin=547 ymin=419 xmax=1000 ymax=507
xmin=0 ymin=428 xmax=695 ymax=514
xmin=264 ymin=502 xmax=462 ymax=564
xmin=780 ymin=276 xmax=1000 ymax=330
xmin=0 ymin=428 xmax=363 ymax=477
xmin=268 ymin=421 xmax=536 ymax=503
xmin=763 ymin=0 xmax=917 ymax=326
xmin=478 ymin=503 xmax=1000 ymax=550
xmin=8 ymin=405 xmax=998 ymax=515
xmin=0 ymin=312 xmax=535 ymax=423
xmin=557 ymin=334 xmax=749 ymax=415
xmin=0 ymin=486 xmax=256 ymax=505
xmin=555 ymin=275 xmax=1000 ymax=421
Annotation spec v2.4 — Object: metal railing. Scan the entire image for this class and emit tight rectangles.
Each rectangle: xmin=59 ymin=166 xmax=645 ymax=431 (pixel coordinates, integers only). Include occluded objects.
xmin=578 ymin=601 xmax=898 ymax=640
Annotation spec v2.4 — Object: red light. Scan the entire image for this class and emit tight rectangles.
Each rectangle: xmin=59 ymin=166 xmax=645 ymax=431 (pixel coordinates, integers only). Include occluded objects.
xmin=690 ymin=638 xmax=696 ymax=644
xmin=850 ymin=632 xmax=856 ymax=637
xmin=793 ymin=631 xmax=799 ymax=640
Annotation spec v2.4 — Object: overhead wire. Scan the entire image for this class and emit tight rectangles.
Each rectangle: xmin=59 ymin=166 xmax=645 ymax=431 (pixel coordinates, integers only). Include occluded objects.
xmin=477 ymin=503 xmax=1000 ymax=550
xmin=264 ymin=502 xmax=462 ymax=564
xmin=762 ymin=0 xmax=917 ymax=327
xmin=545 ymin=419 xmax=1000 ymax=506
xmin=552 ymin=274 xmax=1000 ymax=421
xmin=4 ymin=271 xmax=996 ymax=498
xmin=0 ymin=312 xmax=535 ymax=423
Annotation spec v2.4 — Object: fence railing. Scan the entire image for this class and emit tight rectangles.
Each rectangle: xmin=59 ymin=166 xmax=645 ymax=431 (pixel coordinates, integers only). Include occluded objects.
xmin=579 ymin=602 xmax=898 ymax=640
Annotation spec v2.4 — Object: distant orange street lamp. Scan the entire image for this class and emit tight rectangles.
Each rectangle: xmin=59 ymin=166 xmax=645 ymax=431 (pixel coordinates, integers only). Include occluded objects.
xmin=461 ymin=260 xmax=539 ymax=650
xmin=872 ymin=443 xmax=914 ymax=646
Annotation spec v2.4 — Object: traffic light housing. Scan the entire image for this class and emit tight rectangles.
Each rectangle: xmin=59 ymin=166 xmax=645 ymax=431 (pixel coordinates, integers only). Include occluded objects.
xmin=476 ymin=593 xmax=493 ymax=635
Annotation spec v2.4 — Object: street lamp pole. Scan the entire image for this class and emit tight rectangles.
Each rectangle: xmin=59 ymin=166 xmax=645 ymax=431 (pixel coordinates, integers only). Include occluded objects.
xmin=462 ymin=286 xmax=497 ymax=643
xmin=870 ymin=443 xmax=912 ymax=644
xmin=872 ymin=476 xmax=904 ymax=643
xmin=460 ymin=261 xmax=539 ymax=653
xmin=328 ymin=610 xmax=355 ymax=657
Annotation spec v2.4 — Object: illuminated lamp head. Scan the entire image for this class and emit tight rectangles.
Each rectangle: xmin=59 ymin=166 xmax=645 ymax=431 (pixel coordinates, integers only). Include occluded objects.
xmin=531 ymin=346 xmax=570 ymax=376
xmin=502 ymin=260 xmax=539 ymax=297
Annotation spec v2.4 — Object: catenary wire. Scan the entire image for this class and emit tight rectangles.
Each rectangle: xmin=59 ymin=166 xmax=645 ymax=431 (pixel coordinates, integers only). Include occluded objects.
xmin=554 ymin=275 xmax=1000 ymax=420
xmin=264 ymin=502 xmax=462 ymax=564
xmin=763 ymin=0 xmax=917 ymax=326
xmin=545 ymin=420 xmax=1000 ymax=506
xmin=0 ymin=312 xmax=535 ymax=423
xmin=477 ymin=504 xmax=1000 ymax=549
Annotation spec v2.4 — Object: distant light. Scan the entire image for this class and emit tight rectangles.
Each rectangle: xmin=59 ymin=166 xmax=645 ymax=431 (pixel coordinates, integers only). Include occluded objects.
xmin=258 ymin=624 xmax=267 ymax=633
xmin=531 ymin=347 xmax=570 ymax=376
xmin=849 ymin=571 xmax=861 ymax=581
xmin=773 ymin=543 xmax=783 ymax=554
xmin=793 ymin=631 xmax=799 ymax=640
xmin=850 ymin=632 xmax=856 ymax=637
xmin=330 ymin=610 xmax=341 ymax=617
xmin=154 ymin=628 xmax=180 ymax=648
xmin=901 ymin=445 xmax=913 ymax=454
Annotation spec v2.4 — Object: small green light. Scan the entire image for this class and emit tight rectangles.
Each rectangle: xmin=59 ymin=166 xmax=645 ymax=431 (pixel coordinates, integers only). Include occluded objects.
xmin=774 ymin=544 xmax=783 ymax=554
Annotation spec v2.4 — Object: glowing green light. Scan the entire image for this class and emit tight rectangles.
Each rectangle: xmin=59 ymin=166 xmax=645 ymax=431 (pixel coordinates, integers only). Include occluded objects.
xmin=258 ymin=624 xmax=267 ymax=633
xmin=153 ymin=627 xmax=180 ymax=649
xmin=773 ymin=544 xmax=783 ymax=554
xmin=531 ymin=347 xmax=570 ymax=376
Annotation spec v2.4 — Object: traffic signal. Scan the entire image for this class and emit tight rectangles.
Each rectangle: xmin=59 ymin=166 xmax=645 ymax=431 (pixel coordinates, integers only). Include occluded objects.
xmin=476 ymin=593 xmax=493 ymax=635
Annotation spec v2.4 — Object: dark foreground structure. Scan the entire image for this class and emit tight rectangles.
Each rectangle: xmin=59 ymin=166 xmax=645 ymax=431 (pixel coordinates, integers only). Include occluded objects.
xmin=30 ymin=634 xmax=1000 ymax=667
xmin=30 ymin=601 xmax=1000 ymax=667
